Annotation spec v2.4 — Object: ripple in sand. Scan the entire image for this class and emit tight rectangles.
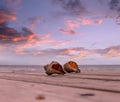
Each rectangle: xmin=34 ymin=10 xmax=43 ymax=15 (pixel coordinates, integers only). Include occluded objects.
xmin=80 ymin=93 xmax=95 ymax=97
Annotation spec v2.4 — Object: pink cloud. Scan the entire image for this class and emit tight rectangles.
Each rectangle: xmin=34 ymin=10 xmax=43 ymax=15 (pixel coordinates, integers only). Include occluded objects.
xmin=0 ymin=45 xmax=8 ymax=51
xmin=14 ymin=33 xmax=63 ymax=55
xmin=14 ymin=33 xmax=40 ymax=54
xmin=54 ymin=40 xmax=78 ymax=48
xmin=26 ymin=16 xmax=42 ymax=30
xmin=66 ymin=20 xmax=80 ymax=30
xmin=60 ymin=48 xmax=77 ymax=56
xmin=27 ymin=51 xmax=44 ymax=55
xmin=57 ymin=47 xmax=95 ymax=59
xmin=101 ymin=46 xmax=120 ymax=58
xmin=81 ymin=18 xmax=103 ymax=25
xmin=72 ymin=49 xmax=95 ymax=59
xmin=62 ymin=46 xmax=120 ymax=59
xmin=13 ymin=34 xmax=79 ymax=55
xmin=59 ymin=29 xmax=76 ymax=34
xmin=13 ymin=44 xmax=120 ymax=59
xmin=59 ymin=20 xmax=80 ymax=35
xmin=14 ymin=33 xmax=49 ymax=54
xmin=59 ymin=18 xmax=102 ymax=35
xmin=0 ymin=9 xmax=16 ymax=24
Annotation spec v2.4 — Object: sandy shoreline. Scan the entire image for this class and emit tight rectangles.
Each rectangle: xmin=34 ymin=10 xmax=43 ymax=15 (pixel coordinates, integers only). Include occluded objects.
xmin=0 ymin=69 xmax=120 ymax=102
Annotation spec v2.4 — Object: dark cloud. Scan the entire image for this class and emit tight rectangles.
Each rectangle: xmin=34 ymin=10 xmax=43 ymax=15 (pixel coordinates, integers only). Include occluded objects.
xmin=0 ymin=25 xmax=37 ymax=44
xmin=0 ymin=8 xmax=38 ymax=44
xmin=109 ymin=0 xmax=120 ymax=24
xmin=109 ymin=0 xmax=120 ymax=10
xmin=52 ymin=0 xmax=87 ymax=16
xmin=52 ymin=0 xmax=120 ymax=24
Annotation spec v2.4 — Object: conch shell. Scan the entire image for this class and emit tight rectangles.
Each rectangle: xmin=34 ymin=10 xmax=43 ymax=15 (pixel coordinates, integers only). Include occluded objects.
xmin=44 ymin=61 xmax=65 ymax=75
xmin=64 ymin=61 xmax=80 ymax=73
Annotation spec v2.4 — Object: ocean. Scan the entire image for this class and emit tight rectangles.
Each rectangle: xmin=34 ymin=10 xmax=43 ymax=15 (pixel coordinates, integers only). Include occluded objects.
xmin=0 ymin=65 xmax=44 ymax=73
xmin=0 ymin=65 xmax=120 ymax=74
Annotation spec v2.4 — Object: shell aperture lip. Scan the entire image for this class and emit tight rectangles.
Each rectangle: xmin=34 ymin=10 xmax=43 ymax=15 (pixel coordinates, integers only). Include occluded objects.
xmin=52 ymin=64 xmax=63 ymax=72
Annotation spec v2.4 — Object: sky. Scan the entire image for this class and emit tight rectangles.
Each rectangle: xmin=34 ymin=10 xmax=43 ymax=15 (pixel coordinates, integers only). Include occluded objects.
xmin=0 ymin=0 xmax=120 ymax=65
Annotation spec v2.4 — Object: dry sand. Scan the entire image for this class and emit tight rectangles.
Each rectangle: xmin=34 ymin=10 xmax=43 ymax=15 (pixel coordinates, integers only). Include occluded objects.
xmin=0 ymin=69 xmax=120 ymax=102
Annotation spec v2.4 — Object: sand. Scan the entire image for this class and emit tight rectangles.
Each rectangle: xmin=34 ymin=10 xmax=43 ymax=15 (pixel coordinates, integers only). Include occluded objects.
xmin=0 ymin=68 xmax=120 ymax=102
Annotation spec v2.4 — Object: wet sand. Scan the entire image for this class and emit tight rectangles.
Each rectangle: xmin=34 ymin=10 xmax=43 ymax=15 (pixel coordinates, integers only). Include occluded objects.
xmin=0 ymin=68 xmax=120 ymax=102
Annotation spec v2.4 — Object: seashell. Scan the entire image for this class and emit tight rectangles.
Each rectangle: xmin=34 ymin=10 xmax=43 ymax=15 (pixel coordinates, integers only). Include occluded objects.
xmin=64 ymin=61 xmax=80 ymax=73
xmin=44 ymin=61 xmax=65 ymax=75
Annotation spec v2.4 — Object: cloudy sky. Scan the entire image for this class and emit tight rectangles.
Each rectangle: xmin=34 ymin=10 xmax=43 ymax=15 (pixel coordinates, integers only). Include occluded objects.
xmin=0 ymin=0 xmax=120 ymax=65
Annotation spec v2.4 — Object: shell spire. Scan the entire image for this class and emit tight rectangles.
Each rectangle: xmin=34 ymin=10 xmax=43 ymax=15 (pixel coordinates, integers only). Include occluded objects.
xmin=64 ymin=61 xmax=80 ymax=73
xmin=44 ymin=61 xmax=65 ymax=75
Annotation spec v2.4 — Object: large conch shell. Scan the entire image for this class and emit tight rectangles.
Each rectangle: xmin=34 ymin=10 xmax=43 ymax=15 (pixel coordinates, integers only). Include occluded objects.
xmin=44 ymin=61 xmax=65 ymax=75
xmin=64 ymin=61 xmax=80 ymax=73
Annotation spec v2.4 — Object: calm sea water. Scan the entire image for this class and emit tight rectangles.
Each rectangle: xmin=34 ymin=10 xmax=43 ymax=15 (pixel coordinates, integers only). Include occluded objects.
xmin=0 ymin=65 xmax=120 ymax=73
xmin=79 ymin=65 xmax=120 ymax=69
xmin=0 ymin=65 xmax=120 ymax=72
xmin=0 ymin=65 xmax=44 ymax=73
xmin=79 ymin=65 xmax=120 ymax=74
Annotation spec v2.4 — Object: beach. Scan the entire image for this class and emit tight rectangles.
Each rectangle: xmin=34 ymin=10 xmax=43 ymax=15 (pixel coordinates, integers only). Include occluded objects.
xmin=0 ymin=65 xmax=120 ymax=102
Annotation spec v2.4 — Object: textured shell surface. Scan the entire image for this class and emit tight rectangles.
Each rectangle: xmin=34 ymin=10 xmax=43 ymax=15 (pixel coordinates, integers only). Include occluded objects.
xmin=44 ymin=61 xmax=65 ymax=75
xmin=64 ymin=61 xmax=80 ymax=73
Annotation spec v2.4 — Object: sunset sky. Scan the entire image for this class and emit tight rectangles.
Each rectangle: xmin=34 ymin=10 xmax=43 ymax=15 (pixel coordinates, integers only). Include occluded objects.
xmin=0 ymin=0 xmax=120 ymax=65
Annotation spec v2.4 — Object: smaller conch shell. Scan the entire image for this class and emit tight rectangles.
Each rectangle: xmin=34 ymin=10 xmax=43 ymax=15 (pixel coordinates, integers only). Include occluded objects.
xmin=44 ymin=61 xmax=65 ymax=75
xmin=64 ymin=61 xmax=80 ymax=73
